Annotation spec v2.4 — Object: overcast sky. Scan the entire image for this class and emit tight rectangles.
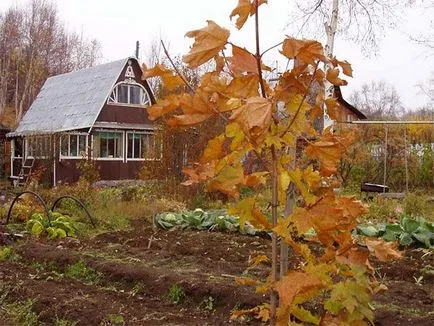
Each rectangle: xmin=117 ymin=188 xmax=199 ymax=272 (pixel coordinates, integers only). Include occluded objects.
xmin=1 ymin=0 xmax=433 ymax=110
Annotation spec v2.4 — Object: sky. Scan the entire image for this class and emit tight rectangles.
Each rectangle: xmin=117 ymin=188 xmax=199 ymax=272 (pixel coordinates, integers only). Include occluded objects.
xmin=1 ymin=0 xmax=433 ymax=110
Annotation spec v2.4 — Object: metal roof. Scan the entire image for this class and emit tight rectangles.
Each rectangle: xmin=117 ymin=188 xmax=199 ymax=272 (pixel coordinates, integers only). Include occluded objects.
xmin=8 ymin=58 xmax=131 ymax=137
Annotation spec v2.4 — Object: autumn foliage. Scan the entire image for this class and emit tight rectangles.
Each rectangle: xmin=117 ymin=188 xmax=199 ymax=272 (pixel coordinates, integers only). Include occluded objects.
xmin=142 ymin=0 xmax=401 ymax=324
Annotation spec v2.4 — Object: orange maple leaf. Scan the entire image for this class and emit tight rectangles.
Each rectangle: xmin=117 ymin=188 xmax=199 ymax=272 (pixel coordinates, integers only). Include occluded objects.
xmin=324 ymin=98 xmax=341 ymax=121
xmin=146 ymin=94 xmax=181 ymax=121
xmin=229 ymin=97 xmax=272 ymax=139
xmin=182 ymin=162 xmax=216 ymax=186
xmin=183 ymin=20 xmax=230 ymax=68
xmin=281 ymin=38 xmax=326 ymax=65
xmin=200 ymin=134 xmax=226 ymax=163
xmin=365 ymin=238 xmax=403 ymax=262
xmin=228 ymin=45 xmax=258 ymax=75
xmin=275 ymin=271 xmax=323 ymax=324
xmin=230 ymin=0 xmax=268 ymax=30
xmin=331 ymin=58 xmax=353 ymax=77
xmin=206 ymin=165 xmax=244 ymax=198
xmin=141 ymin=64 xmax=183 ymax=91
xmin=326 ymin=68 xmax=348 ymax=86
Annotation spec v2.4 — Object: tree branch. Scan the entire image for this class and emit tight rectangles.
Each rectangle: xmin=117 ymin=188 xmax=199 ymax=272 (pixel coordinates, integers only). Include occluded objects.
xmin=160 ymin=40 xmax=195 ymax=95
xmin=254 ymin=0 xmax=267 ymax=98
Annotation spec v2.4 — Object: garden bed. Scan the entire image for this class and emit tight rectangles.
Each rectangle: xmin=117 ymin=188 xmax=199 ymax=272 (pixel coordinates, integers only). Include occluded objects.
xmin=0 ymin=217 xmax=433 ymax=325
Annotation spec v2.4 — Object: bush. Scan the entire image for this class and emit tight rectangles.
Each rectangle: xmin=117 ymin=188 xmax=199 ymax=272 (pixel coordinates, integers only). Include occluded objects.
xmin=404 ymin=192 xmax=429 ymax=218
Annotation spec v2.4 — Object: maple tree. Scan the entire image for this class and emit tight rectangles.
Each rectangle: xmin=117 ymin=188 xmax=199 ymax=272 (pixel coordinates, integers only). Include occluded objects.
xmin=142 ymin=0 xmax=402 ymax=324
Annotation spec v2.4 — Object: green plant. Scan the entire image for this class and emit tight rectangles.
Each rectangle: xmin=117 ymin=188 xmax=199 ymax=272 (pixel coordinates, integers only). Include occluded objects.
xmin=101 ymin=314 xmax=125 ymax=326
xmin=0 ymin=246 xmax=14 ymax=261
xmin=155 ymin=208 xmax=258 ymax=235
xmin=77 ymin=159 xmax=100 ymax=184
xmin=201 ymin=296 xmax=215 ymax=311
xmin=167 ymin=284 xmax=185 ymax=304
xmin=356 ymin=216 xmax=434 ymax=248
xmin=404 ymin=192 xmax=429 ymax=217
xmin=55 ymin=319 xmax=78 ymax=326
xmin=26 ymin=212 xmax=76 ymax=239
xmin=64 ymin=261 xmax=100 ymax=284
xmin=4 ymin=299 xmax=38 ymax=326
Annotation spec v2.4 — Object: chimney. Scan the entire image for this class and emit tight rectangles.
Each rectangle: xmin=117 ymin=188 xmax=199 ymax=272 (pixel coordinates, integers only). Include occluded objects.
xmin=135 ymin=41 xmax=140 ymax=59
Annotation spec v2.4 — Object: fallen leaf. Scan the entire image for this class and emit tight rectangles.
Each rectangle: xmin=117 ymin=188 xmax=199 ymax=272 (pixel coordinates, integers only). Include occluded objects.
xmin=365 ymin=238 xmax=403 ymax=262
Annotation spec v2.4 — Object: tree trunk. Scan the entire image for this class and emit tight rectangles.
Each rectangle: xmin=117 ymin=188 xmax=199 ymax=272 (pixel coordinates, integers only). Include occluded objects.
xmin=323 ymin=0 xmax=339 ymax=129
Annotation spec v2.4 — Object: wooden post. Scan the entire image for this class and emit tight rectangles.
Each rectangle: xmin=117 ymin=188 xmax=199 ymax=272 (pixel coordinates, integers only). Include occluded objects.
xmin=383 ymin=124 xmax=388 ymax=191
xmin=404 ymin=128 xmax=409 ymax=192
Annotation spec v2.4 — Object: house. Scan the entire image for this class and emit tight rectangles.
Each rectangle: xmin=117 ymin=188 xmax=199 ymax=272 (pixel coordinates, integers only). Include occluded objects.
xmin=7 ymin=57 xmax=158 ymax=186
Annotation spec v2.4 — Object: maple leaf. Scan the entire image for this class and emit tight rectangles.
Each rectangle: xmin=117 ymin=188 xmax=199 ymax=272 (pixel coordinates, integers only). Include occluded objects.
xmin=182 ymin=163 xmax=215 ymax=186
xmin=141 ymin=64 xmax=183 ymax=91
xmin=325 ymin=98 xmax=341 ymax=121
xmin=305 ymin=132 xmax=353 ymax=177
xmin=228 ymin=45 xmax=258 ymax=75
xmin=167 ymin=91 xmax=214 ymax=127
xmin=200 ymin=134 xmax=226 ymax=163
xmin=207 ymin=165 xmax=244 ymax=198
xmin=230 ymin=0 xmax=268 ymax=30
xmin=281 ymin=38 xmax=326 ymax=65
xmin=275 ymin=271 xmax=323 ymax=324
xmin=146 ymin=94 xmax=181 ymax=120
xmin=287 ymin=169 xmax=316 ymax=205
xmin=225 ymin=122 xmax=245 ymax=150
xmin=248 ymin=254 xmax=269 ymax=268
xmin=227 ymin=75 xmax=260 ymax=98
xmin=364 ymin=238 xmax=403 ymax=262
xmin=326 ymin=68 xmax=348 ymax=86
xmin=244 ymin=171 xmax=269 ymax=187
xmin=235 ymin=277 xmax=260 ymax=286
xmin=229 ymin=197 xmax=271 ymax=229
xmin=230 ymin=97 xmax=272 ymax=140
xmin=331 ymin=58 xmax=353 ymax=77
xmin=183 ymin=20 xmax=230 ymax=68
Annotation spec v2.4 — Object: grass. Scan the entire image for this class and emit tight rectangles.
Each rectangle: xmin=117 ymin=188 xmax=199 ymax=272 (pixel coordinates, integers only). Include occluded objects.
xmin=0 ymin=246 xmax=14 ymax=261
xmin=64 ymin=261 xmax=100 ymax=284
xmin=2 ymin=299 xmax=39 ymax=326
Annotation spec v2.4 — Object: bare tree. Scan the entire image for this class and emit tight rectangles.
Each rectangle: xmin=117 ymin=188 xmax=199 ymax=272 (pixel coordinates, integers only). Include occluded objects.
xmin=291 ymin=0 xmax=406 ymax=55
xmin=0 ymin=0 xmax=101 ymax=124
xmin=350 ymin=81 xmax=404 ymax=119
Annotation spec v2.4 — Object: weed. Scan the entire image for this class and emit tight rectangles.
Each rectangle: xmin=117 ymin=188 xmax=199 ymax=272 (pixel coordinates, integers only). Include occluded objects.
xmin=413 ymin=275 xmax=424 ymax=286
xmin=101 ymin=314 xmax=125 ymax=325
xmin=201 ymin=296 xmax=215 ymax=311
xmin=55 ymin=319 xmax=78 ymax=326
xmin=404 ymin=192 xmax=429 ymax=218
xmin=167 ymin=284 xmax=185 ymax=304
xmin=0 ymin=246 xmax=14 ymax=261
xmin=65 ymin=261 xmax=100 ymax=284
xmin=3 ymin=299 xmax=38 ymax=326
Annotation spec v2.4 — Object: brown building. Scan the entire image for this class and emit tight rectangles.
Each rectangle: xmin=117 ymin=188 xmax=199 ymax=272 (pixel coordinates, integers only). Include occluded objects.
xmin=7 ymin=57 xmax=159 ymax=186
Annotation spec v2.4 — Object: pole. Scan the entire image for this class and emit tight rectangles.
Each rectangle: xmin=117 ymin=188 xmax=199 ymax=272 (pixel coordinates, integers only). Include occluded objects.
xmin=383 ymin=124 xmax=388 ymax=191
xmin=404 ymin=128 xmax=409 ymax=193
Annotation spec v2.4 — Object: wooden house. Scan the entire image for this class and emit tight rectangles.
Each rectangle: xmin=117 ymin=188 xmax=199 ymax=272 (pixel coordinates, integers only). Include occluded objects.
xmin=7 ymin=57 xmax=158 ymax=186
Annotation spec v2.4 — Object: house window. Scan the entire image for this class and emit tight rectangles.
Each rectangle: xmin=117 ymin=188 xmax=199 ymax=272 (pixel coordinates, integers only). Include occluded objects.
xmin=60 ymin=134 xmax=87 ymax=158
xmin=26 ymin=136 xmax=51 ymax=158
xmin=108 ymin=82 xmax=150 ymax=106
xmin=127 ymin=132 xmax=161 ymax=160
xmin=93 ymin=131 xmax=124 ymax=159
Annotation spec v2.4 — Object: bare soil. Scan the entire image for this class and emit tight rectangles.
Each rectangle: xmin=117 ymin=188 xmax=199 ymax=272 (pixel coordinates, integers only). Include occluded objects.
xmin=1 ymin=217 xmax=433 ymax=325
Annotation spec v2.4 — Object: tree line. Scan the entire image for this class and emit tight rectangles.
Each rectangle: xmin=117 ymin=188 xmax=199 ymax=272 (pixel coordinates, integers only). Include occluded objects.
xmin=0 ymin=0 xmax=101 ymax=126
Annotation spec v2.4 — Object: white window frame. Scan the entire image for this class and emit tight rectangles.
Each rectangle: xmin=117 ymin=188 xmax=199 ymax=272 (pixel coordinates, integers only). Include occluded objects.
xmin=59 ymin=133 xmax=88 ymax=160
xmin=126 ymin=131 xmax=162 ymax=161
xmin=25 ymin=136 xmax=51 ymax=159
xmin=107 ymin=81 xmax=150 ymax=107
xmin=92 ymin=130 xmax=125 ymax=161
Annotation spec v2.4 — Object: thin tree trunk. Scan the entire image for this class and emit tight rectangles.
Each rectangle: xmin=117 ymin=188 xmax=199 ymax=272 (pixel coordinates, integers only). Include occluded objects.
xmin=323 ymin=0 xmax=339 ymax=129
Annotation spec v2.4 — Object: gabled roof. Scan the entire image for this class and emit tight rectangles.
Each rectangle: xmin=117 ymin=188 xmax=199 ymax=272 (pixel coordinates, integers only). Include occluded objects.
xmin=9 ymin=57 xmax=144 ymax=137
xmin=335 ymin=86 xmax=367 ymax=120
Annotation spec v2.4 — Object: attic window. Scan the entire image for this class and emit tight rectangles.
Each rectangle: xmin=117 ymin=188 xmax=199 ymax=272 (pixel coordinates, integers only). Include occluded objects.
xmin=108 ymin=82 xmax=150 ymax=106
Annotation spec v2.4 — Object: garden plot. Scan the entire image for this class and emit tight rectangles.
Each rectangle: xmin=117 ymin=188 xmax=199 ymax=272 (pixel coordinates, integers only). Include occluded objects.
xmin=0 ymin=216 xmax=433 ymax=325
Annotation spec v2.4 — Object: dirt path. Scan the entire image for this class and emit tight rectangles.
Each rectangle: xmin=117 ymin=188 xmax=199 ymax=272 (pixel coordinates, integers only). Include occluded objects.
xmin=0 ymin=218 xmax=433 ymax=325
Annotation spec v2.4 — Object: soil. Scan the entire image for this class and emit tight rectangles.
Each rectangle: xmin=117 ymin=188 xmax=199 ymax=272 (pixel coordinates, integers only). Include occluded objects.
xmin=0 ymin=217 xmax=433 ymax=325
